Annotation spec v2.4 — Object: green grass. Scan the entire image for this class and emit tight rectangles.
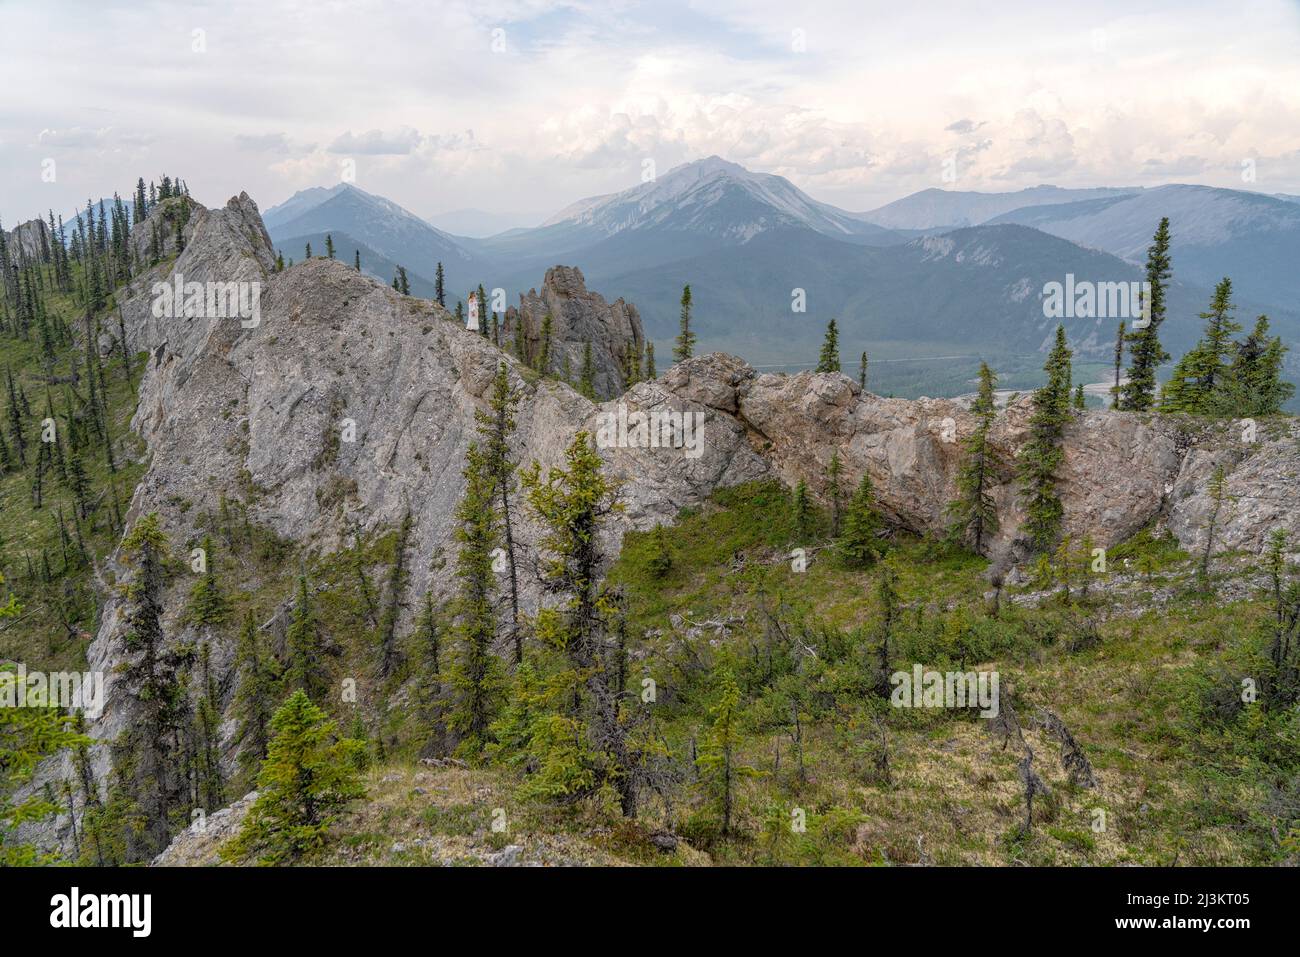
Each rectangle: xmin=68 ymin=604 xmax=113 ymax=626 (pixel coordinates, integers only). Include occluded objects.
xmin=594 ymin=479 xmax=1300 ymax=865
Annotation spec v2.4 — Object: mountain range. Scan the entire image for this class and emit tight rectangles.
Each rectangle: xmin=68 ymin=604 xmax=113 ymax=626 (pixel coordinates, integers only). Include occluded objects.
xmin=262 ymin=158 xmax=1300 ymax=401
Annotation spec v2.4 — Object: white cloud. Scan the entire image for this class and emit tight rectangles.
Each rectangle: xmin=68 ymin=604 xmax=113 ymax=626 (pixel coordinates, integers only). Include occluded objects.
xmin=0 ymin=0 xmax=1298 ymax=220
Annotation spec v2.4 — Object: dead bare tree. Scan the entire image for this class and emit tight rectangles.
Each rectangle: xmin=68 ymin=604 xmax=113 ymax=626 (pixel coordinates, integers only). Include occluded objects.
xmin=986 ymin=682 xmax=1024 ymax=751
xmin=1017 ymin=748 xmax=1049 ymax=835
xmin=1035 ymin=708 xmax=1097 ymax=788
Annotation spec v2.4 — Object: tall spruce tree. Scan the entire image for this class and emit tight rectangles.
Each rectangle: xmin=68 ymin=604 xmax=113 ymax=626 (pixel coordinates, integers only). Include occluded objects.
xmin=816 ymin=318 xmax=840 ymax=373
xmin=1215 ymin=314 xmax=1294 ymax=416
xmin=447 ymin=443 xmax=506 ymax=756
xmin=516 ymin=432 xmax=636 ymax=815
xmin=233 ymin=609 xmax=277 ymax=778
xmin=673 ymin=284 xmax=695 ymax=363
xmin=946 ymin=361 xmax=1001 ymax=553
xmin=579 ymin=342 xmax=596 ymax=399
xmin=285 ymin=574 xmax=327 ymax=700
xmin=186 ymin=535 xmax=227 ymax=626
xmin=1110 ymin=321 xmax=1125 ymax=407
xmin=1120 ymin=218 xmax=1172 ymax=411
xmin=1017 ymin=325 xmax=1073 ymax=553
xmin=476 ymin=363 xmax=523 ymax=660
xmin=112 ymin=513 xmax=191 ymax=861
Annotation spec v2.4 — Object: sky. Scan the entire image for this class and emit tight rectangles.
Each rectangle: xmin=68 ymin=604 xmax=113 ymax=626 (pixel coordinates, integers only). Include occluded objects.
xmin=2 ymin=0 xmax=1299 ymax=227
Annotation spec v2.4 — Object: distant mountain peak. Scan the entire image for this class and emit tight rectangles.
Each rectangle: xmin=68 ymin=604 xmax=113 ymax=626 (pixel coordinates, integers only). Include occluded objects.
xmin=539 ymin=155 xmax=893 ymax=242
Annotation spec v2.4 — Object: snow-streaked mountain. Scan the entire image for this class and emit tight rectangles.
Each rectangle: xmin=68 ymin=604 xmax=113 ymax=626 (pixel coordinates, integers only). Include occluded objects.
xmin=860 ymin=185 xmax=1143 ymax=231
xmin=987 ymin=184 xmax=1300 ymax=305
xmin=539 ymin=156 xmax=899 ymax=243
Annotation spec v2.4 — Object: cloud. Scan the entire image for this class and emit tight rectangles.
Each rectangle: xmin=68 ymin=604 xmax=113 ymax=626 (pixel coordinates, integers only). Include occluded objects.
xmin=328 ymin=127 xmax=425 ymax=155
xmin=36 ymin=127 xmax=112 ymax=148
xmin=2 ymin=0 xmax=1299 ymax=219
xmin=236 ymin=132 xmax=295 ymax=153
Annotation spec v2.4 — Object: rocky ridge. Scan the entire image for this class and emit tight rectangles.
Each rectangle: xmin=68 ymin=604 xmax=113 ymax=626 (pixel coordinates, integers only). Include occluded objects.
xmin=20 ymin=190 xmax=1300 ymax=854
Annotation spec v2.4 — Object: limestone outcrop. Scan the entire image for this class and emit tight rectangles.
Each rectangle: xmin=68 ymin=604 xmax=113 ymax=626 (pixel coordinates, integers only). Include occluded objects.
xmin=501 ymin=265 xmax=645 ymax=399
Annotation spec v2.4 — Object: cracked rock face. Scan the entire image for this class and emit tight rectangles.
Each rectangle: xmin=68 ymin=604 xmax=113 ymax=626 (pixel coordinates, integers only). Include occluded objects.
xmin=1168 ymin=421 xmax=1300 ymax=557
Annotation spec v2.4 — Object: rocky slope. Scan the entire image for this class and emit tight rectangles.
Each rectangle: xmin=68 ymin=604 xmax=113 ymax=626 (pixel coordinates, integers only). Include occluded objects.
xmin=21 ymin=190 xmax=1300 ymax=855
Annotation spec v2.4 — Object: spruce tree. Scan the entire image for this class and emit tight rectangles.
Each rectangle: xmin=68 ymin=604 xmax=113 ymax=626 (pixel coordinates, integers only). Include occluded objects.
xmin=113 ymin=513 xmax=190 ymax=860
xmin=476 ymin=363 xmax=523 ymax=661
xmin=816 ymin=318 xmax=840 ymax=373
xmin=697 ymin=666 xmax=755 ymax=837
xmin=1120 ymin=218 xmax=1172 ymax=410
xmin=412 ymin=591 xmax=443 ymax=739
xmin=516 ymin=432 xmax=635 ymax=815
xmin=285 ymin=575 xmax=327 ymax=700
xmin=1198 ymin=464 xmax=1231 ymax=588
xmin=186 ymin=535 xmax=227 ymax=626
xmin=447 ymin=444 xmax=506 ymax=756
xmin=859 ymin=350 xmax=868 ymax=391
xmin=537 ymin=314 xmax=553 ymax=374
xmin=645 ymin=341 xmax=657 ymax=379
xmin=1110 ymin=320 xmax=1125 ymax=407
xmin=375 ymin=511 xmax=413 ymax=678
xmin=223 ymin=690 xmax=365 ymax=864
xmin=233 ymin=609 xmax=277 ymax=777
xmin=1162 ymin=277 xmax=1240 ymax=413
xmin=673 ymin=284 xmax=695 ymax=363
xmin=826 ymin=450 xmax=845 ymax=536
xmin=792 ymin=479 xmax=815 ymax=541
xmin=434 ymin=261 xmax=446 ymax=307
xmin=839 ymin=472 xmax=886 ymax=567
xmin=579 ymin=342 xmax=596 ymax=399
xmin=67 ymin=452 xmax=90 ymax=519
xmin=946 ymin=361 xmax=1001 ymax=553
xmin=1017 ymin=325 xmax=1073 ymax=553
xmin=1216 ymin=314 xmax=1294 ymax=416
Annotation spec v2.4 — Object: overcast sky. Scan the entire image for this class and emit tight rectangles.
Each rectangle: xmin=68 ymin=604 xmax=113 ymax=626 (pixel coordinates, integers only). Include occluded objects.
xmin=2 ymin=0 xmax=1299 ymax=226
